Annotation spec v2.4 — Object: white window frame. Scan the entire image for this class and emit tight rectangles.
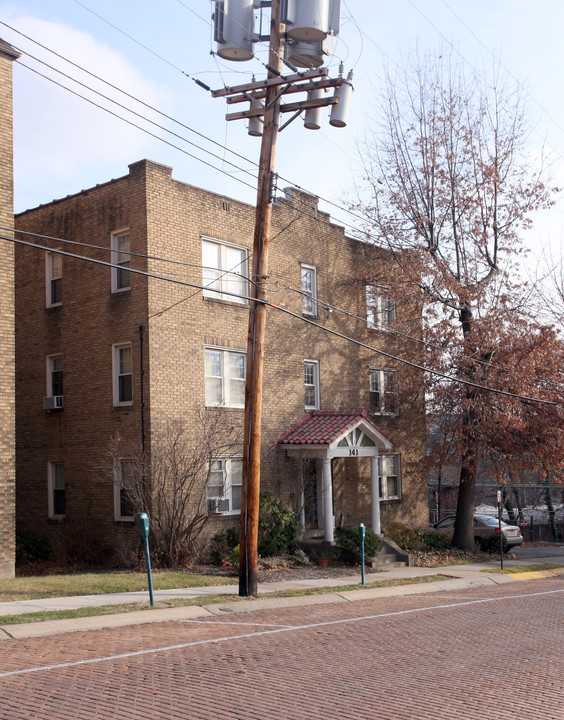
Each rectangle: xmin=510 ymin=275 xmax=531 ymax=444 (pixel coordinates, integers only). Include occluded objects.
xmin=366 ymin=285 xmax=396 ymax=329
xmin=114 ymin=460 xmax=134 ymax=521
xmin=301 ymin=264 xmax=317 ymax=316
xmin=112 ymin=343 xmax=133 ymax=406
xmin=46 ymin=354 xmax=64 ymax=407
xmin=202 ymin=237 xmax=248 ymax=304
xmin=45 ymin=252 xmax=62 ymax=308
xmin=206 ymin=456 xmax=243 ymax=515
xmin=369 ymin=368 xmax=398 ymax=416
xmin=378 ymin=454 xmax=402 ymax=500
xmin=111 ymin=229 xmax=131 ymax=293
xmin=304 ymin=359 xmax=320 ymax=411
xmin=204 ymin=347 xmax=246 ymax=408
xmin=48 ymin=461 xmax=65 ymax=518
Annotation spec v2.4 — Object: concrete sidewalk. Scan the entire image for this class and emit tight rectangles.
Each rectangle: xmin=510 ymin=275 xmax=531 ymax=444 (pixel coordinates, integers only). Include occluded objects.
xmin=1 ymin=549 xmax=563 ymax=640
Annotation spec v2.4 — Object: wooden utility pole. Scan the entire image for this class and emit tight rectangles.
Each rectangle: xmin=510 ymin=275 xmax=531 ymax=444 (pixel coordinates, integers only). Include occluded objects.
xmin=210 ymin=0 xmax=346 ymax=598
xmin=238 ymin=0 xmax=284 ymax=597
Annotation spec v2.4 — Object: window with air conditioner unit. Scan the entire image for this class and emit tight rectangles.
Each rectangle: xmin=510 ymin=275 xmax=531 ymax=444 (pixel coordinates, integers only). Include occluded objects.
xmin=206 ymin=457 xmax=242 ymax=514
xmin=44 ymin=355 xmax=63 ymax=409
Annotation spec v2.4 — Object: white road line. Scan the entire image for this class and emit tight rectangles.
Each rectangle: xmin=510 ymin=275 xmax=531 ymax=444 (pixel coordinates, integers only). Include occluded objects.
xmin=2 ymin=587 xmax=563 ymax=679
xmin=180 ymin=620 xmax=293 ymax=628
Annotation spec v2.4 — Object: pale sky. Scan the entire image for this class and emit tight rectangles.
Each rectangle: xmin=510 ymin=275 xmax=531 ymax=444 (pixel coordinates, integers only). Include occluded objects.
xmin=2 ymin=0 xmax=564 ymax=259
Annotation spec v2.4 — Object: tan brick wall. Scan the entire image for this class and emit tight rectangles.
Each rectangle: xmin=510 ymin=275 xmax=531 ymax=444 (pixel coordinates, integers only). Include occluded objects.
xmin=0 ymin=42 xmax=19 ymax=578
xmin=15 ymin=166 xmax=149 ymax=561
xmin=15 ymin=159 xmax=428 ymax=564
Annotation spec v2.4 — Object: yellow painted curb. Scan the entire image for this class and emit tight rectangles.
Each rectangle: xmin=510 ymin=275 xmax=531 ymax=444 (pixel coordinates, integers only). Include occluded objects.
xmin=512 ymin=567 xmax=564 ymax=581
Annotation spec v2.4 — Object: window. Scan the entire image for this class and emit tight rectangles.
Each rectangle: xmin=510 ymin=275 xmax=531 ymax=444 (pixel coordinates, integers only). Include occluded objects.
xmin=114 ymin=460 xmax=134 ymax=521
xmin=304 ymin=360 xmax=320 ymax=410
xmin=202 ymin=237 xmax=248 ymax=303
xmin=45 ymin=355 xmax=64 ymax=409
xmin=301 ymin=264 xmax=317 ymax=315
xmin=366 ymin=285 xmax=396 ymax=329
xmin=369 ymin=369 xmax=398 ymax=415
xmin=45 ymin=253 xmax=62 ymax=307
xmin=113 ymin=344 xmax=133 ymax=405
xmin=48 ymin=462 xmax=65 ymax=518
xmin=111 ymin=230 xmax=131 ymax=292
xmin=204 ymin=348 xmax=246 ymax=407
xmin=379 ymin=454 xmax=401 ymax=500
xmin=207 ymin=457 xmax=243 ymax=514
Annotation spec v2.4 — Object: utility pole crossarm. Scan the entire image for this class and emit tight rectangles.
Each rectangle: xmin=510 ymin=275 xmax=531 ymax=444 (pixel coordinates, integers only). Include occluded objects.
xmin=225 ymin=76 xmax=344 ymax=105
xmin=226 ymin=95 xmax=339 ymax=122
xmin=211 ymin=68 xmax=328 ymax=98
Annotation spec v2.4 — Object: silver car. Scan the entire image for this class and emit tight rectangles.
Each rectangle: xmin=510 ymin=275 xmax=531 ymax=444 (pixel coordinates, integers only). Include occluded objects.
xmin=433 ymin=513 xmax=524 ymax=549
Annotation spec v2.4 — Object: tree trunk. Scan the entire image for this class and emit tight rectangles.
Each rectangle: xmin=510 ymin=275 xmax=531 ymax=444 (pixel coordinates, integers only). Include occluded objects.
xmin=452 ymin=306 xmax=478 ymax=551
xmin=452 ymin=415 xmax=477 ymax=550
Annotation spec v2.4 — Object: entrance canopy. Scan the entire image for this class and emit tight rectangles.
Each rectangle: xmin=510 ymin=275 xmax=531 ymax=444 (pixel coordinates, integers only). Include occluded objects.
xmin=279 ymin=411 xmax=394 ymax=541
xmin=278 ymin=410 xmax=394 ymax=459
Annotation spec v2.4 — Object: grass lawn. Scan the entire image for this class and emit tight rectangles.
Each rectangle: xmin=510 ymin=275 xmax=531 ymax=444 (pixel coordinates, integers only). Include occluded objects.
xmin=0 ymin=570 xmax=236 ymax=603
xmin=0 ymin=574 xmax=448 ymax=626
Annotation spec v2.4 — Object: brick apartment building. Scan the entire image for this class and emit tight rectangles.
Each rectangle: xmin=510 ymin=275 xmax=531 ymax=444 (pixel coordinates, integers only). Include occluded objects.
xmin=0 ymin=39 xmax=19 ymax=578
xmin=14 ymin=159 xmax=428 ymax=563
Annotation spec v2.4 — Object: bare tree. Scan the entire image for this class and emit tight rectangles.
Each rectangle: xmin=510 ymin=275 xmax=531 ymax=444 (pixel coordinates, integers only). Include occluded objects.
xmin=105 ymin=408 xmax=241 ymax=567
xmin=354 ymin=49 xmax=559 ymax=550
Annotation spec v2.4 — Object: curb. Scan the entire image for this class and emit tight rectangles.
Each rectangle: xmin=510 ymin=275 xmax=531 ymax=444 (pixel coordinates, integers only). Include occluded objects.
xmin=0 ymin=573 xmax=519 ymax=640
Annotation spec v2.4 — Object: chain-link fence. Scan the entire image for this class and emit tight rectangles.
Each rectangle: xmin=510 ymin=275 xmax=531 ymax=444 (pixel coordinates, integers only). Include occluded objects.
xmin=429 ymin=481 xmax=564 ymax=542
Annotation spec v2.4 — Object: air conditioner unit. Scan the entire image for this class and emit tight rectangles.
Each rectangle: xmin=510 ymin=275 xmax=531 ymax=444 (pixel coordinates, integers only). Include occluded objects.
xmin=43 ymin=395 xmax=64 ymax=409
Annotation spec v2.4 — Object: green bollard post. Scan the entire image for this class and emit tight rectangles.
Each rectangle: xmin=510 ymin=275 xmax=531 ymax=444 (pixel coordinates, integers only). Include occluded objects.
xmin=139 ymin=512 xmax=154 ymax=607
xmin=358 ymin=522 xmax=366 ymax=586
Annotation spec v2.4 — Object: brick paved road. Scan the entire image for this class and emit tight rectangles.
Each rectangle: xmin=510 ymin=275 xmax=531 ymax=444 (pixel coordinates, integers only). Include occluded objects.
xmin=1 ymin=577 xmax=563 ymax=720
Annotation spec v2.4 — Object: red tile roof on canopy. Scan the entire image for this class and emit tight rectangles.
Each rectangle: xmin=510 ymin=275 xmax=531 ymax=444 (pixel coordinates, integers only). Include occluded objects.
xmin=278 ymin=410 xmax=393 ymax=446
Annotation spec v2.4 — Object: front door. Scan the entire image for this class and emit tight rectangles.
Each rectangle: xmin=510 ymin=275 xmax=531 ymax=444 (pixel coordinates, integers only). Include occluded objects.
xmin=303 ymin=459 xmax=318 ymax=528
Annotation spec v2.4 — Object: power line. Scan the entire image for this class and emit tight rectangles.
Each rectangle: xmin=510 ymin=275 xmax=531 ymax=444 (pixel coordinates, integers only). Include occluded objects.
xmin=270 ymin=280 xmax=564 ymax=397
xmin=2 ymin=18 xmax=377 ymax=236
xmin=2 ymin=231 xmax=558 ymax=406
xmin=267 ymin=301 xmax=559 ymax=406
xmin=0 ymin=20 xmax=262 ymax=176
xmin=17 ymin=61 xmax=259 ymax=194
xmin=71 ymin=0 xmax=190 ymax=76
xmin=0 ymin=223 xmax=255 ymax=284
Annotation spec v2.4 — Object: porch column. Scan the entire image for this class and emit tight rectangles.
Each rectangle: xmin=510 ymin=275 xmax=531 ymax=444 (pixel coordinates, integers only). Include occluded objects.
xmin=371 ymin=454 xmax=381 ymax=535
xmin=322 ymin=456 xmax=334 ymax=542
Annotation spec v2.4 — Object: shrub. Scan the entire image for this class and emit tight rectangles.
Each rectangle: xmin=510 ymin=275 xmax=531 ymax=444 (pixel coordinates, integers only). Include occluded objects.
xmin=209 ymin=526 xmax=239 ymax=564
xmin=385 ymin=522 xmax=419 ymax=551
xmin=335 ymin=525 xmax=383 ymax=565
xmin=479 ymin=533 xmax=508 ymax=554
xmin=229 ymin=544 xmax=240 ymax=570
xmin=257 ymin=493 xmax=300 ymax=557
xmin=417 ymin=531 xmax=451 ymax=550
xmin=15 ymin=532 xmax=53 ymax=565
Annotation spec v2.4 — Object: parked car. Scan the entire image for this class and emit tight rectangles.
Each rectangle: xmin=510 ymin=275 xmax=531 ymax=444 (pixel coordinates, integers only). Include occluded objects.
xmin=433 ymin=514 xmax=524 ymax=549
